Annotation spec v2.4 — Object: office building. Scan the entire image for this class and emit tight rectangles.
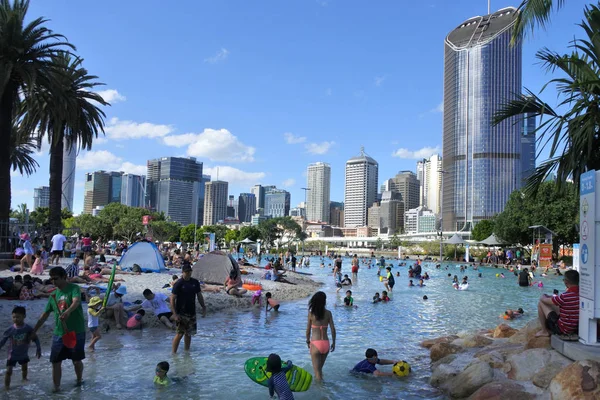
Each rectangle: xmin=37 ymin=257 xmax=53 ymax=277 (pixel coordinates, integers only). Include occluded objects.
xmin=238 ymin=193 xmax=257 ymax=223
xmin=404 ymin=206 xmax=437 ymax=234
xmin=120 ymin=174 xmax=146 ymax=208
xmin=382 ymin=171 xmax=420 ymax=213
xmin=83 ymin=171 xmax=111 ymax=214
xmin=227 ymin=195 xmax=237 ymax=219
xmin=61 ymin=139 xmax=76 ymax=212
xmin=367 ymin=203 xmax=380 ymax=232
xmin=329 ymin=202 xmax=344 ymax=227
xmin=33 ymin=186 xmax=50 ymax=210
xmin=306 ymin=162 xmax=331 ymax=223
xmin=203 ymin=180 xmax=228 ymax=225
xmin=442 ymin=7 xmax=522 ymax=231
xmin=344 ymin=147 xmax=378 ymax=227
xmin=146 ymin=157 xmax=203 ymax=225
xmin=289 ymin=207 xmax=304 ymax=217
xmin=417 ymin=154 xmax=442 ymax=215
xmin=379 ymin=191 xmax=404 ymax=234
xmin=264 ymin=189 xmax=291 ymax=218
xmin=251 ymin=185 xmax=265 ymax=211
xmin=109 ymin=171 xmax=123 ymax=204
xmin=521 ymin=112 xmax=536 ymax=187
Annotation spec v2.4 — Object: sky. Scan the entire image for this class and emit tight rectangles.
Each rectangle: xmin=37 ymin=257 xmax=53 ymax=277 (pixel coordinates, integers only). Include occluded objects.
xmin=11 ymin=0 xmax=590 ymax=215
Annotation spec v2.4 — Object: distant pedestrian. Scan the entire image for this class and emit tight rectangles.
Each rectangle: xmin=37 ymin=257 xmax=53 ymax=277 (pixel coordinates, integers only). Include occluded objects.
xmin=50 ymin=232 xmax=67 ymax=266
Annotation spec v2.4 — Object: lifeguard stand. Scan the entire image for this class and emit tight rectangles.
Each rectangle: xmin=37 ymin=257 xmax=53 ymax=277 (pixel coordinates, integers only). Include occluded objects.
xmin=529 ymin=225 xmax=556 ymax=268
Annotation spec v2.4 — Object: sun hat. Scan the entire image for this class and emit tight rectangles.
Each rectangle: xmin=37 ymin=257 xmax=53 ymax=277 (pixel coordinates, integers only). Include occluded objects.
xmin=88 ymin=296 xmax=102 ymax=307
xmin=115 ymin=285 xmax=127 ymax=295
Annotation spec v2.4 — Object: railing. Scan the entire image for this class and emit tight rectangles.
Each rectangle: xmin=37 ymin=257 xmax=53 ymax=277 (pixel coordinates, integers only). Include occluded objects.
xmin=0 ymin=221 xmax=80 ymax=254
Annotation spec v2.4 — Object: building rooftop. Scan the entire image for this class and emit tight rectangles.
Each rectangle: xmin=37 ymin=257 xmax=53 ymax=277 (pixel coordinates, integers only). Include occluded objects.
xmin=347 ymin=146 xmax=378 ymax=165
xmin=446 ymin=7 xmax=518 ymax=50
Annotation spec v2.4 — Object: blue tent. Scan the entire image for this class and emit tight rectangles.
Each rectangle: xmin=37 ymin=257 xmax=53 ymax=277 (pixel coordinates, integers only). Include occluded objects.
xmin=119 ymin=242 xmax=166 ymax=273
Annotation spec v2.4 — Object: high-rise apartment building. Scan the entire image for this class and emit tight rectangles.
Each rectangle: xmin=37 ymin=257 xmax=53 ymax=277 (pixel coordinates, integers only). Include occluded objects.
xmin=405 ymin=206 xmax=437 ymax=234
xmin=83 ymin=171 xmax=111 ymax=214
xmin=120 ymin=174 xmax=146 ymax=208
xmin=416 ymin=155 xmax=443 ymax=215
xmin=344 ymin=147 xmax=378 ymax=228
xmin=238 ymin=193 xmax=257 ymax=223
xmin=264 ymin=189 xmax=290 ymax=218
xmin=416 ymin=160 xmax=427 ymax=206
xmin=521 ymin=112 xmax=536 ymax=187
xmin=306 ymin=162 xmax=331 ymax=223
xmin=250 ymin=185 xmax=265 ymax=211
xmin=382 ymin=171 xmax=420 ymax=214
xmin=329 ymin=202 xmax=344 ymax=227
xmin=442 ymin=7 xmax=522 ymax=231
xmin=203 ymin=181 xmax=228 ymax=225
xmin=146 ymin=157 xmax=203 ymax=225
xmin=33 ymin=186 xmax=50 ymax=210
xmin=61 ymin=139 xmax=76 ymax=212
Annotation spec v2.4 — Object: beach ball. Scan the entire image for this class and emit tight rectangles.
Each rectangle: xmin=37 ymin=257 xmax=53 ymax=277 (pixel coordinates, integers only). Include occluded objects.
xmin=393 ymin=361 xmax=411 ymax=377
xmin=495 ymin=273 xmax=499 ymax=277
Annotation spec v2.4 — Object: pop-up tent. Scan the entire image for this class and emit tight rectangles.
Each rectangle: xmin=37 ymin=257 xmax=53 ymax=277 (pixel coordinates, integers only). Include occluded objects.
xmin=118 ymin=241 xmax=167 ymax=273
xmin=192 ymin=251 xmax=241 ymax=285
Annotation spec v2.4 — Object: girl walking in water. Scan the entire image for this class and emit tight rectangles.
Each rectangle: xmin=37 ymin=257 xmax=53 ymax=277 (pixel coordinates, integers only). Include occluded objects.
xmin=306 ymin=291 xmax=336 ymax=382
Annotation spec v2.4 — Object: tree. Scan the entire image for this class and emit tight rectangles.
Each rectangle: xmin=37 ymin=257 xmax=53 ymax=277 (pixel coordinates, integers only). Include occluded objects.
xmin=9 ymin=203 xmax=27 ymax=223
xmin=202 ymin=225 xmax=229 ymax=248
xmin=264 ymin=217 xmax=305 ymax=249
xmin=63 ymin=214 xmax=111 ymax=239
xmin=0 ymin=0 xmax=73 ymax=250
xmin=512 ymin=0 xmax=566 ymax=44
xmin=150 ymin=220 xmax=180 ymax=243
xmin=224 ymin=229 xmax=240 ymax=247
xmin=29 ymin=207 xmax=50 ymax=227
xmin=180 ymin=224 xmax=200 ymax=244
xmin=258 ymin=219 xmax=280 ymax=250
xmin=239 ymin=225 xmax=260 ymax=242
xmin=9 ymin=108 xmax=39 ymax=176
xmin=26 ymin=52 xmax=107 ymax=230
xmin=496 ymin=3 xmax=600 ymax=195
xmin=472 ymin=219 xmax=495 ymax=242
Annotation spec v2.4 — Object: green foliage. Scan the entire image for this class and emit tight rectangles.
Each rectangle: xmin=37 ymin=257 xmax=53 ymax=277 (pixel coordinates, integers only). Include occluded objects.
xmin=239 ymin=225 xmax=261 ymax=242
xmin=9 ymin=203 xmax=28 ymax=223
xmin=151 ymin=220 xmax=181 ymax=243
xmin=202 ymin=225 xmax=229 ymax=247
xmin=180 ymin=224 xmax=200 ymax=244
xmin=472 ymin=219 xmax=495 ymax=242
xmin=258 ymin=217 xmax=305 ymax=249
xmin=224 ymin=229 xmax=240 ymax=245
xmin=29 ymin=207 xmax=50 ymax=227
xmin=63 ymin=214 xmax=111 ymax=239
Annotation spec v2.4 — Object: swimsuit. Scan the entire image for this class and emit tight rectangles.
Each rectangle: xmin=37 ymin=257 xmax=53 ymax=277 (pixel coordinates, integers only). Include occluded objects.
xmin=310 ymin=324 xmax=330 ymax=354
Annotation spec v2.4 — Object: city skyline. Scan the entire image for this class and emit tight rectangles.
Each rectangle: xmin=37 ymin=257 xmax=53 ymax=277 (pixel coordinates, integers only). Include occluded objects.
xmin=9 ymin=1 xmax=585 ymax=216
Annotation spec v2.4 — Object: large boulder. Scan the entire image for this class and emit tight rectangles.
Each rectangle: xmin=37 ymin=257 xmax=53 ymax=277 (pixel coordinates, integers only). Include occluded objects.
xmin=475 ymin=349 xmax=505 ymax=369
xmin=532 ymin=361 xmax=569 ymax=389
xmin=549 ymin=360 xmax=600 ymax=399
xmin=430 ymin=342 xmax=463 ymax=362
xmin=507 ymin=349 xmax=552 ymax=380
xmin=421 ymin=335 xmax=459 ymax=349
xmin=430 ymin=353 xmax=474 ymax=387
xmin=508 ymin=318 xmax=541 ymax=344
xmin=493 ymin=324 xmax=518 ymax=338
xmin=525 ymin=336 xmax=551 ymax=349
xmin=443 ymin=361 xmax=494 ymax=398
xmin=453 ymin=334 xmax=494 ymax=348
xmin=468 ymin=381 xmax=536 ymax=400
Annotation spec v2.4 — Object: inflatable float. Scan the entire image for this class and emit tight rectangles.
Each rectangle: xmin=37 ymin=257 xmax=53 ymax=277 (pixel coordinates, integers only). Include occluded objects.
xmin=244 ymin=357 xmax=312 ymax=392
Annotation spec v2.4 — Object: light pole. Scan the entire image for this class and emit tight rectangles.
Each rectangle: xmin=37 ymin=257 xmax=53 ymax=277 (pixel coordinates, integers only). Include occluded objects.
xmin=439 ymin=170 xmax=446 ymax=263
xmin=300 ymin=187 xmax=311 ymax=256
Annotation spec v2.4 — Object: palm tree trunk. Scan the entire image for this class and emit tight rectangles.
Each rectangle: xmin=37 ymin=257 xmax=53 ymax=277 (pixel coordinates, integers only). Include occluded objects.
xmin=0 ymin=88 xmax=15 ymax=252
xmin=48 ymin=132 xmax=64 ymax=232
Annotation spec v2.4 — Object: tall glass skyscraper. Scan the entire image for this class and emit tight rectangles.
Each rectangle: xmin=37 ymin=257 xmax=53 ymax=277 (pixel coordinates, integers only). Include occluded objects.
xmin=442 ymin=7 xmax=522 ymax=231
xmin=306 ymin=162 xmax=331 ymax=223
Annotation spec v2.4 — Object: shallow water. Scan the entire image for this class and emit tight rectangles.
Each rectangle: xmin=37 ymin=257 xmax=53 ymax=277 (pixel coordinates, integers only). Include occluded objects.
xmin=0 ymin=258 xmax=563 ymax=399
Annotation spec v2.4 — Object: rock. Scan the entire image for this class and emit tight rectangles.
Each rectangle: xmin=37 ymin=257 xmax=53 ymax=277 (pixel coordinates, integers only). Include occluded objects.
xmin=475 ymin=350 xmax=505 ymax=369
xmin=443 ymin=361 xmax=494 ymax=398
xmin=508 ymin=318 xmax=541 ymax=344
xmin=468 ymin=381 xmax=536 ymax=400
xmin=463 ymin=334 xmax=494 ymax=348
xmin=493 ymin=324 xmax=518 ymax=338
xmin=507 ymin=348 xmax=551 ymax=380
xmin=421 ymin=335 xmax=459 ymax=349
xmin=525 ymin=336 xmax=551 ymax=349
xmin=430 ymin=342 xmax=463 ymax=362
xmin=549 ymin=360 xmax=600 ymax=400
xmin=532 ymin=361 xmax=568 ymax=389
xmin=430 ymin=353 xmax=474 ymax=387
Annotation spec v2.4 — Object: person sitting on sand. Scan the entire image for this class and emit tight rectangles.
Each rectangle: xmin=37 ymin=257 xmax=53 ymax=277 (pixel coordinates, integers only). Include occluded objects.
xmin=103 ymin=285 xmax=128 ymax=329
xmin=224 ymin=270 xmax=247 ymax=297
xmin=129 ymin=289 xmax=175 ymax=329
xmin=536 ymin=270 xmax=579 ymax=337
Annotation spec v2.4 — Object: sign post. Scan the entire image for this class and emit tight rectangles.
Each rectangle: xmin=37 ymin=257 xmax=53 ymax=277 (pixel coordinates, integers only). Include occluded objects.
xmin=579 ymin=170 xmax=600 ymax=345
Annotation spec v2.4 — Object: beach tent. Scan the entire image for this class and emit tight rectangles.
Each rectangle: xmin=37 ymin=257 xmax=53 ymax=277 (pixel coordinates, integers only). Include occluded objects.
xmin=446 ymin=234 xmax=466 ymax=245
xmin=239 ymin=238 xmax=255 ymax=244
xmin=479 ymin=234 xmax=504 ymax=246
xmin=192 ymin=251 xmax=241 ymax=285
xmin=118 ymin=241 xmax=167 ymax=273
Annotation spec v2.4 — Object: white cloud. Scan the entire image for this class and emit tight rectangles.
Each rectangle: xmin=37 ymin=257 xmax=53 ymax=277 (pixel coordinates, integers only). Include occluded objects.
xmin=12 ymin=188 xmax=32 ymax=196
xmin=94 ymin=137 xmax=108 ymax=145
xmin=282 ymin=178 xmax=295 ymax=187
xmin=374 ymin=75 xmax=387 ymax=87
xmin=34 ymin=139 xmax=50 ymax=156
xmin=204 ymin=48 xmax=230 ymax=64
xmin=434 ymin=102 xmax=443 ymax=113
xmin=306 ymin=141 xmax=335 ymax=155
xmin=97 ymin=89 xmax=126 ymax=104
xmin=163 ymin=129 xmax=255 ymax=162
xmin=77 ymin=150 xmax=146 ymax=175
xmin=392 ymin=146 xmax=441 ymax=159
xmin=105 ymin=117 xmax=174 ymax=140
xmin=203 ymin=166 xmax=265 ymax=185
xmin=284 ymin=132 xmax=306 ymax=144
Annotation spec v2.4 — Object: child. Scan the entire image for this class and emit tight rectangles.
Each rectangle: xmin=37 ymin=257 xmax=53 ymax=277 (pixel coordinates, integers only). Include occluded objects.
xmin=408 ymin=280 xmax=414 ymax=287
xmin=41 ymin=246 xmax=49 ymax=269
xmin=30 ymin=250 xmax=44 ymax=275
xmin=418 ymin=279 xmax=426 ymax=287
xmin=504 ymin=308 xmax=525 ymax=320
xmin=344 ymin=290 xmax=354 ymax=306
xmin=87 ymin=296 xmax=104 ymax=351
xmin=252 ymin=289 xmax=262 ymax=306
xmin=266 ymin=353 xmax=294 ymax=400
xmin=352 ymin=348 xmax=400 ymax=376
xmin=265 ymin=292 xmax=280 ymax=312
xmin=341 ymin=274 xmax=352 ymax=286
xmin=154 ymin=361 xmax=172 ymax=386
xmin=383 ymin=267 xmax=395 ymax=291
xmin=0 ymin=306 xmax=41 ymax=389
xmin=381 ymin=291 xmax=390 ymax=302
xmin=372 ymin=292 xmax=382 ymax=303
xmin=126 ymin=309 xmax=145 ymax=330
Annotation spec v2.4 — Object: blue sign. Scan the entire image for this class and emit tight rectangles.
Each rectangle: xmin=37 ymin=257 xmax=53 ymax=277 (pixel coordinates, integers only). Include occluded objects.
xmin=580 ymin=171 xmax=596 ymax=195
xmin=581 ymin=243 xmax=589 ymax=264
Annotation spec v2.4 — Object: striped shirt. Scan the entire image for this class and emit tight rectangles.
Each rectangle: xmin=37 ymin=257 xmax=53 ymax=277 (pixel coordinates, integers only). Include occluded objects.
xmin=552 ymin=286 xmax=579 ymax=334
xmin=64 ymin=263 xmax=80 ymax=279
xmin=268 ymin=364 xmax=294 ymax=400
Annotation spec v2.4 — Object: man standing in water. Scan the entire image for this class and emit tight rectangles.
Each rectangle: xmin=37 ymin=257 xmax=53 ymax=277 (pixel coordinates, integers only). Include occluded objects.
xmin=171 ymin=264 xmax=206 ymax=353
xmin=33 ymin=267 xmax=86 ymax=392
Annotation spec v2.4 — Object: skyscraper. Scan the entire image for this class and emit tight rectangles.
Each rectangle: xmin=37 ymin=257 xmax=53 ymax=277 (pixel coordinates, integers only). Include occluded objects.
xmin=379 ymin=191 xmax=404 ymax=234
xmin=306 ymin=162 xmax=331 ymax=223
xmin=33 ymin=186 xmax=50 ymax=210
xmin=264 ymin=189 xmax=290 ymax=218
xmin=203 ymin=181 xmax=228 ymax=225
xmin=250 ymin=185 xmax=265 ymax=211
xmin=344 ymin=147 xmax=378 ymax=228
xmin=120 ymin=174 xmax=146 ymax=208
xmin=382 ymin=171 xmax=420 ymax=213
xmin=238 ymin=193 xmax=256 ymax=223
xmin=521 ymin=112 xmax=536 ymax=187
xmin=146 ymin=157 xmax=203 ymax=225
xmin=329 ymin=201 xmax=344 ymax=227
xmin=442 ymin=7 xmax=522 ymax=231
xmin=61 ymin=140 xmax=76 ymax=212
xmin=83 ymin=171 xmax=111 ymax=214
xmin=416 ymin=155 xmax=442 ymax=215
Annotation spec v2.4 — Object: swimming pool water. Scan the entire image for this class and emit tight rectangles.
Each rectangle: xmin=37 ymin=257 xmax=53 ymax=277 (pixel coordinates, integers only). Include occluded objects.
xmin=4 ymin=258 xmax=564 ymax=399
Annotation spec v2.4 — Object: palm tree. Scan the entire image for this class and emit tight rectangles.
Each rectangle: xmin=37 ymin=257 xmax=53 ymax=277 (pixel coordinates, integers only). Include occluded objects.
xmin=25 ymin=52 xmax=108 ymax=230
xmin=512 ymin=0 xmax=566 ymax=43
xmin=9 ymin=109 xmax=39 ymax=176
xmin=495 ymin=3 xmax=600 ymax=194
xmin=0 ymin=0 xmax=73 ymax=249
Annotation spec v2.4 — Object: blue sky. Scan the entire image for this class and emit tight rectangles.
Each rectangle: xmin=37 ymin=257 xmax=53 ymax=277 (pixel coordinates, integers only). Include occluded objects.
xmin=11 ymin=0 xmax=589 ymax=214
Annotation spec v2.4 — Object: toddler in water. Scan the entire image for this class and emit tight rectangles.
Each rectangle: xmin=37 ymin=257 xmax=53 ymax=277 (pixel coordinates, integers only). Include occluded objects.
xmin=127 ymin=309 xmax=145 ymax=330
xmin=0 ymin=306 xmax=41 ymax=389
xmin=252 ymin=289 xmax=262 ymax=306
xmin=266 ymin=353 xmax=294 ymax=400
xmin=373 ymin=292 xmax=382 ymax=303
xmin=381 ymin=291 xmax=390 ymax=302
xmin=265 ymin=292 xmax=280 ymax=312
xmin=87 ymin=296 xmax=104 ymax=351
xmin=408 ymin=280 xmax=414 ymax=287
xmin=343 ymin=290 xmax=354 ymax=306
